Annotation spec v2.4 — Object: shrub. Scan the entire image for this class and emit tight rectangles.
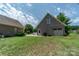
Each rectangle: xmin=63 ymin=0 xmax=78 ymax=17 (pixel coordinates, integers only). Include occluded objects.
xmin=15 ymin=32 xmax=25 ymax=36
xmin=64 ymin=26 xmax=71 ymax=36
xmin=25 ymin=24 xmax=33 ymax=34
xmin=64 ymin=30 xmax=69 ymax=36
xmin=43 ymin=32 xmax=47 ymax=36
xmin=0 ymin=33 xmax=4 ymax=38
xmin=33 ymin=28 xmax=37 ymax=32
xmin=48 ymin=35 xmax=52 ymax=36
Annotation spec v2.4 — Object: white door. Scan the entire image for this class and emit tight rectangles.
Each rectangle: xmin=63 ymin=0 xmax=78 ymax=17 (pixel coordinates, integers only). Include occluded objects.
xmin=53 ymin=30 xmax=63 ymax=35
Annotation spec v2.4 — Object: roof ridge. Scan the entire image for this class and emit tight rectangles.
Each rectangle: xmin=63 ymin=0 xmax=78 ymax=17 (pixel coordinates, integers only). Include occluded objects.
xmin=48 ymin=13 xmax=66 ymax=26
xmin=36 ymin=13 xmax=66 ymax=28
xmin=0 ymin=14 xmax=24 ymax=28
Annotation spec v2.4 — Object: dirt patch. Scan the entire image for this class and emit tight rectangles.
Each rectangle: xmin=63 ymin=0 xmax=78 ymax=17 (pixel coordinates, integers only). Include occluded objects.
xmin=25 ymin=41 xmax=60 ymax=56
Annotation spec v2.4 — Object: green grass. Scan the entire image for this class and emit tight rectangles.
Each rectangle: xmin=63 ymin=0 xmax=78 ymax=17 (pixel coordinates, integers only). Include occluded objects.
xmin=0 ymin=33 xmax=79 ymax=56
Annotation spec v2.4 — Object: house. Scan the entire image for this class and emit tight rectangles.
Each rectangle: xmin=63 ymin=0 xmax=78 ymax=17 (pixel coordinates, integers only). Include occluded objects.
xmin=37 ymin=13 xmax=65 ymax=36
xmin=0 ymin=14 xmax=24 ymax=36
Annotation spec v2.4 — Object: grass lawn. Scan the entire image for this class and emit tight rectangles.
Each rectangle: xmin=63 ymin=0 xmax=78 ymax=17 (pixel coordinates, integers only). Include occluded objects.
xmin=0 ymin=33 xmax=79 ymax=56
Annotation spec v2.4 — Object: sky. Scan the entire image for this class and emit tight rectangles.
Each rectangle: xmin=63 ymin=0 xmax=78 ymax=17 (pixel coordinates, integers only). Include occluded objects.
xmin=0 ymin=3 xmax=79 ymax=27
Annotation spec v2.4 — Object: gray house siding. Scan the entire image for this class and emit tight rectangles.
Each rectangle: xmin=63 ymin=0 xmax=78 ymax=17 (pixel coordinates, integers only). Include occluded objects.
xmin=0 ymin=14 xmax=23 ymax=36
xmin=37 ymin=13 xmax=65 ymax=36
xmin=0 ymin=24 xmax=23 ymax=36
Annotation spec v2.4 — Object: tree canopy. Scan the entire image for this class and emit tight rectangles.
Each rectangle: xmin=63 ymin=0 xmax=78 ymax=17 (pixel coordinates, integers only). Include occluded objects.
xmin=24 ymin=24 xmax=33 ymax=34
xmin=57 ymin=12 xmax=71 ymax=35
xmin=57 ymin=13 xmax=71 ymax=25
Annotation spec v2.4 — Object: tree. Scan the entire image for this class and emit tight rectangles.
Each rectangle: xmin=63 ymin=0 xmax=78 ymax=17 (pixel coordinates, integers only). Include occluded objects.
xmin=33 ymin=28 xmax=37 ymax=32
xmin=57 ymin=13 xmax=71 ymax=25
xmin=25 ymin=24 xmax=33 ymax=34
xmin=57 ymin=13 xmax=71 ymax=35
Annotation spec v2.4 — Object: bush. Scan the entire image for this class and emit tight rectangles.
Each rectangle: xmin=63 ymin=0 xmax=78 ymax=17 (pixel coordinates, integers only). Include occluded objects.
xmin=25 ymin=24 xmax=33 ymax=34
xmin=15 ymin=32 xmax=25 ymax=36
xmin=0 ymin=35 xmax=13 ymax=38
xmin=48 ymin=35 xmax=52 ymax=36
xmin=64 ymin=26 xmax=70 ymax=36
xmin=43 ymin=32 xmax=47 ymax=36
xmin=64 ymin=30 xmax=69 ymax=36
xmin=33 ymin=28 xmax=37 ymax=32
xmin=0 ymin=33 xmax=4 ymax=38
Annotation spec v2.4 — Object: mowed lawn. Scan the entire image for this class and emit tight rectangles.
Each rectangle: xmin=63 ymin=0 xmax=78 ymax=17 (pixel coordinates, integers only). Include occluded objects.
xmin=0 ymin=33 xmax=79 ymax=56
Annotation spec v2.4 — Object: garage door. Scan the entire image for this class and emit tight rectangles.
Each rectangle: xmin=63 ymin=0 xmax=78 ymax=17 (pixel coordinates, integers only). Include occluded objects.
xmin=53 ymin=30 xmax=63 ymax=36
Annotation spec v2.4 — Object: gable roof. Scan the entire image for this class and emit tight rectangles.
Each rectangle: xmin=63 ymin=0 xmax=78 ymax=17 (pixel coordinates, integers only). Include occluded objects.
xmin=36 ymin=13 xmax=66 ymax=28
xmin=0 ymin=14 xmax=23 ymax=28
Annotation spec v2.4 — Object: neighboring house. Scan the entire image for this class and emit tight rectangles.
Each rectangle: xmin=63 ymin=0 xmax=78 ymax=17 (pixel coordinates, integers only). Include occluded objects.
xmin=37 ymin=13 xmax=65 ymax=36
xmin=0 ymin=14 xmax=24 ymax=36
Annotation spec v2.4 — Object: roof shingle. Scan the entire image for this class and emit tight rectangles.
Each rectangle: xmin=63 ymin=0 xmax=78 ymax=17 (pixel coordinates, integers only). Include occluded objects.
xmin=0 ymin=14 xmax=23 ymax=28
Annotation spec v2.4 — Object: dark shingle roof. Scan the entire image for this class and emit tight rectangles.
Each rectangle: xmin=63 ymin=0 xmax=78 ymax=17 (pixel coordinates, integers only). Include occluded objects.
xmin=0 ymin=14 xmax=23 ymax=28
xmin=36 ymin=13 xmax=66 ymax=29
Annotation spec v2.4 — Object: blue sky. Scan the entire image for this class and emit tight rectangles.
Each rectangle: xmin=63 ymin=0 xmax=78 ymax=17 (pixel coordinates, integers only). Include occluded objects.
xmin=0 ymin=3 xmax=79 ymax=27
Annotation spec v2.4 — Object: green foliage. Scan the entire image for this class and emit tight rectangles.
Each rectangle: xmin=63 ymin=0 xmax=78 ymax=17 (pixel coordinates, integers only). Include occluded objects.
xmin=70 ymin=26 xmax=79 ymax=34
xmin=57 ymin=12 xmax=71 ymax=36
xmin=70 ymin=26 xmax=79 ymax=30
xmin=24 ymin=24 xmax=33 ymax=34
xmin=33 ymin=28 xmax=37 ymax=32
xmin=57 ymin=13 xmax=71 ymax=25
xmin=64 ymin=26 xmax=71 ymax=36
xmin=15 ymin=32 xmax=25 ymax=36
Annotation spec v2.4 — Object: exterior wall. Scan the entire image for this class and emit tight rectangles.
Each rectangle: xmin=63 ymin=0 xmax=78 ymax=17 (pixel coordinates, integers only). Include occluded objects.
xmin=37 ymin=14 xmax=65 ymax=36
xmin=0 ymin=24 xmax=23 ymax=36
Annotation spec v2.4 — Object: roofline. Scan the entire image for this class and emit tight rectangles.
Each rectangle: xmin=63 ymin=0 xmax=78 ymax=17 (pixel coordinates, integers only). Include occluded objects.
xmin=0 ymin=14 xmax=24 ymax=28
xmin=36 ymin=13 xmax=66 ymax=29
xmin=48 ymin=13 xmax=66 ymax=26
xmin=36 ymin=13 xmax=48 ymax=29
xmin=0 ymin=23 xmax=23 ymax=29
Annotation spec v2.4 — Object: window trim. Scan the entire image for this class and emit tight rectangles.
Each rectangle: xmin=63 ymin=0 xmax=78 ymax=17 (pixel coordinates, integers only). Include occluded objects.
xmin=47 ymin=17 xmax=51 ymax=24
xmin=53 ymin=28 xmax=62 ymax=30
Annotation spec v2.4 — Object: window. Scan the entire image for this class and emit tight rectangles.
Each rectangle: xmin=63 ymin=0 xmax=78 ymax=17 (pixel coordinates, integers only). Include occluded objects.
xmin=58 ymin=28 xmax=62 ymax=30
xmin=53 ymin=28 xmax=62 ymax=30
xmin=39 ymin=30 xmax=40 ymax=33
xmin=53 ymin=28 xmax=57 ymax=30
xmin=47 ymin=17 xmax=51 ymax=24
xmin=38 ymin=30 xmax=40 ymax=33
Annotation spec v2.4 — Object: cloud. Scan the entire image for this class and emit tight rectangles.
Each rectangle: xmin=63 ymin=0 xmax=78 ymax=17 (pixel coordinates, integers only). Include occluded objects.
xmin=0 ymin=3 xmax=38 ymax=27
xmin=71 ymin=17 xmax=79 ymax=23
xmin=63 ymin=10 xmax=73 ymax=17
xmin=63 ymin=10 xmax=77 ymax=17
xmin=26 ymin=3 xmax=32 ymax=7
xmin=56 ymin=7 xmax=77 ymax=18
xmin=57 ymin=7 xmax=72 ymax=17
xmin=56 ymin=7 xmax=78 ymax=25
xmin=70 ymin=17 xmax=79 ymax=25
xmin=57 ymin=7 xmax=61 ymax=12
xmin=0 ymin=3 xmax=5 ymax=8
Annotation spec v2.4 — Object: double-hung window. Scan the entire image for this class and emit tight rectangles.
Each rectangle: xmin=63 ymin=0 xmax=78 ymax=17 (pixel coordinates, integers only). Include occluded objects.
xmin=47 ymin=17 xmax=51 ymax=24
